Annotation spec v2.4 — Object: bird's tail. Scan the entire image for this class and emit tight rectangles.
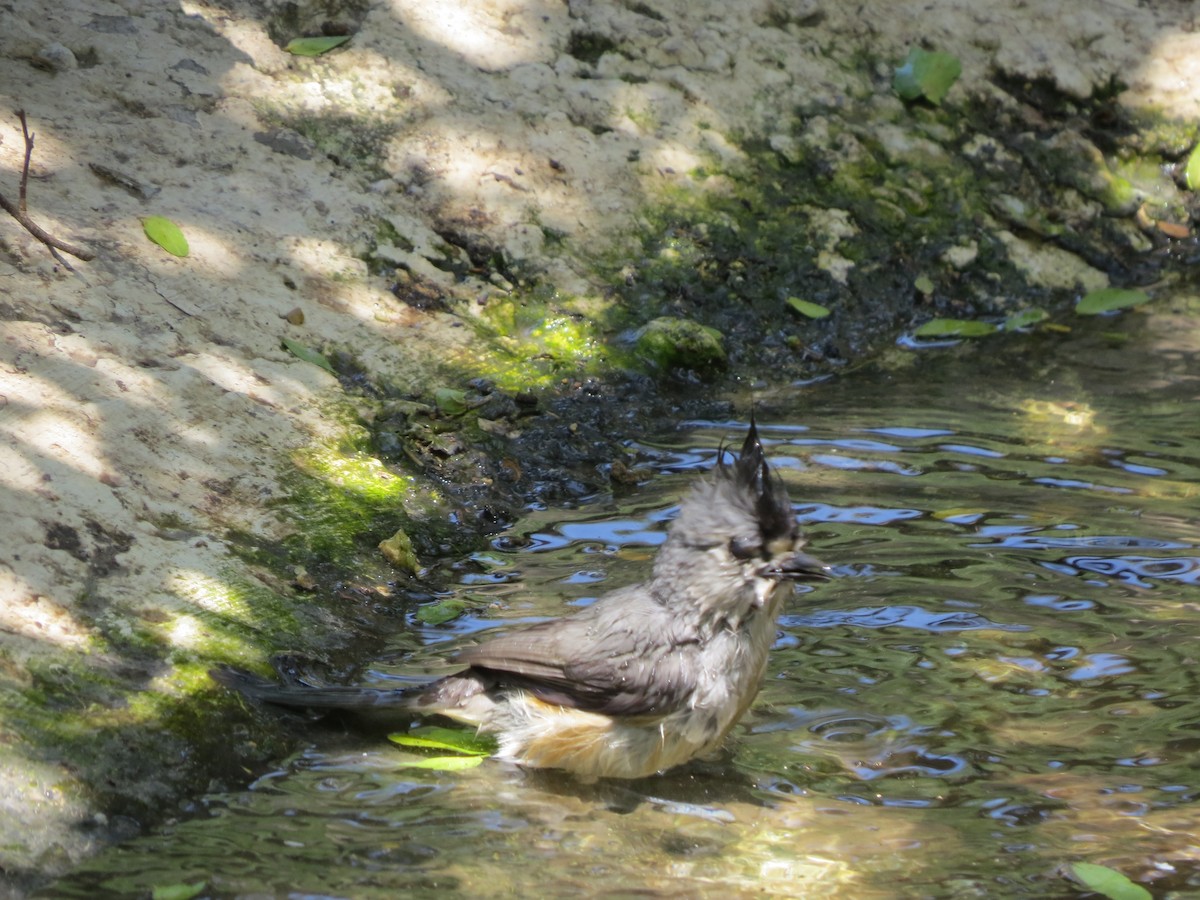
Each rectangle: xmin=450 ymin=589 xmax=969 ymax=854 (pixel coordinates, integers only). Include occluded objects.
xmin=211 ymin=665 xmax=424 ymax=711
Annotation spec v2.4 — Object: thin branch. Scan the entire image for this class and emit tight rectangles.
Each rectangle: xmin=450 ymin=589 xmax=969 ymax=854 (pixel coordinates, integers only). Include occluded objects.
xmin=18 ymin=109 xmax=31 ymax=213
xmin=0 ymin=109 xmax=95 ymax=266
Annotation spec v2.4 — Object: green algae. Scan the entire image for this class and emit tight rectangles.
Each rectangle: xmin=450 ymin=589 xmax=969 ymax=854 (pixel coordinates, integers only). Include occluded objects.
xmin=469 ymin=293 xmax=617 ymax=391
xmin=283 ymin=435 xmax=433 ymax=562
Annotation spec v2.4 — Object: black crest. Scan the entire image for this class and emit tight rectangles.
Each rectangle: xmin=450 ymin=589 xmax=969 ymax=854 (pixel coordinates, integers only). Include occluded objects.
xmin=719 ymin=418 xmax=796 ymax=544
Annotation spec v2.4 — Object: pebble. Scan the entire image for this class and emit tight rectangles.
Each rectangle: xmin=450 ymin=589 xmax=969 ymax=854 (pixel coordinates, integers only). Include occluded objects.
xmin=32 ymin=42 xmax=77 ymax=71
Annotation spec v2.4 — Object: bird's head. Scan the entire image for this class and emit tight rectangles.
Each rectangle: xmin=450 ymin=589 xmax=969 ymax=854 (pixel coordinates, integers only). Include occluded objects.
xmin=654 ymin=421 xmax=830 ymax=621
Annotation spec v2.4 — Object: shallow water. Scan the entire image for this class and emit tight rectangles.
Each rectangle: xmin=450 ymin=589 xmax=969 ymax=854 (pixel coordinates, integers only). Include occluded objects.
xmin=51 ymin=309 xmax=1200 ymax=898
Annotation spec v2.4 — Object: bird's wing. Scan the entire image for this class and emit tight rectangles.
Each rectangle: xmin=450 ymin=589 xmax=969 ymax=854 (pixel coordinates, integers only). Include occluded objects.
xmin=456 ymin=590 xmax=696 ymax=718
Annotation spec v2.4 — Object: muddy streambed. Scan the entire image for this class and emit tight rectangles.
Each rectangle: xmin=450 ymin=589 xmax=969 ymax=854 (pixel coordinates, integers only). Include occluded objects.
xmin=48 ymin=305 xmax=1200 ymax=898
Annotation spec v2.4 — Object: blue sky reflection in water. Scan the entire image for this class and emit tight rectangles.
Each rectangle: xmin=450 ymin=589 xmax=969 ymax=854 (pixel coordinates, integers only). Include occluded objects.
xmin=52 ymin=320 xmax=1200 ymax=898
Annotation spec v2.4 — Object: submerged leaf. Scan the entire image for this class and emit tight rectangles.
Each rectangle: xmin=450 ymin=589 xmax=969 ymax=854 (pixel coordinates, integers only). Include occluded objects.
xmin=285 ymin=35 xmax=351 ymax=56
xmin=416 ymin=598 xmax=466 ymax=625
xmin=1075 ymin=288 xmax=1150 ymax=315
xmin=435 ymin=387 xmax=468 ymax=416
xmin=1004 ymin=308 xmax=1049 ymax=330
xmin=142 ymin=216 xmax=189 ymax=257
xmin=151 ymin=883 xmax=207 ymax=900
xmin=932 ymin=507 xmax=987 ymax=523
xmin=281 ymin=338 xmax=334 ymax=373
xmin=785 ymin=297 xmax=831 ymax=319
xmin=395 ymin=755 xmax=485 ymax=771
xmin=390 ymin=726 xmax=497 ymax=756
xmin=1068 ymin=863 xmax=1151 ymax=900
xmin=893 ymin=48 xmax=962 ymax=105
xmin=914 ymin=318 xmax=996 ymax=338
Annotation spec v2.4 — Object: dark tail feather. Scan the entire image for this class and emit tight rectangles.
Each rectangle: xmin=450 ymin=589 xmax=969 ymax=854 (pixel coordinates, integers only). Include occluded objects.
xmin=211 ymin=665 xmax=421 ymax=711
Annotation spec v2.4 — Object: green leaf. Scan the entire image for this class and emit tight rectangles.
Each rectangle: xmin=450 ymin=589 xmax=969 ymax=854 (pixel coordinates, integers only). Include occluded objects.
xmin=151 ymin=882 xmax=207 ymax=900
xmin=434 ymin=387 xmax=467 ymax=415
xmin=913 ymin=274 xmax=935 ymax=295
xmin=142 ymin=216 xmax=189 ymax=257
xmin=281 ymin=338 xmax=334 ymax=373
xmin=914 ymin=318 xmax=996 ymax=338
xmin=1004 ymin=308 xmax=1049 ymax=330
xmin=1075 ymin=288 xmax=1150 ymax=315
xmin=395 ymin=755 xmax=485 ymax=771
xmin=893 ymin=48 xmax=962 ymax=105
xmin=1186 ymin=144 xmax=1200 ymax=191
xmin=389 ymin=726 xmax=497 ymax=756
xmin=285 ymin=35 xmax=352 ymax=56
xmin=785 ymin=297 xmax=831 ymax=319
xmin=416 ymin=598 xmax=466 ymax=626
xmin=378 ymin=529 xmax=419 ymax=573
xmin=1068 ymin=863 xmax=1151 ymax=900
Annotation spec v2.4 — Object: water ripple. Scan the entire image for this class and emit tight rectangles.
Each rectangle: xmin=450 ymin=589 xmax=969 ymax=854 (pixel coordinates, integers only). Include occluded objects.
xmin=1063 ymin=555 xmax=1200 ymax=587
xmin=782 ymin=605 xmax=1029 ymax=633
xmin=972 ymin=534 xmax=1191 ymax=551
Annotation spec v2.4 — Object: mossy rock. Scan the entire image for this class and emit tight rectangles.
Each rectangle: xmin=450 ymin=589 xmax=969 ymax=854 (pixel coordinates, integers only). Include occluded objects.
xmin=634 ymin=316 xmax=727 ymax=374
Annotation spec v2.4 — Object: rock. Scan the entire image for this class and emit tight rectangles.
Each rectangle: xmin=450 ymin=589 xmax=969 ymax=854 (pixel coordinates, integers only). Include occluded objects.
xmin=634 ymin=316 xmax=727 ymax=374
xmin=31 ymin=42 xmax=77 ymax=71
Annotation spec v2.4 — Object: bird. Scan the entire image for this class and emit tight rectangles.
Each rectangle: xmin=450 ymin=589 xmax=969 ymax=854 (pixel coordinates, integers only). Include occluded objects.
xmin=212 ymin=421 xmax=830 ymax=779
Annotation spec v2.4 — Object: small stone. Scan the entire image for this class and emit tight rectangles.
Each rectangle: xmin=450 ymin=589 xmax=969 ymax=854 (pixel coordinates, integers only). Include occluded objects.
xmin=253 ymin=129 xmax=315 ymax=160
xmin=292 ymin=566 xmax=317 ymax=591
xmin=284 ymin=307 xmax=305 ymax=325
xmin=942 ymin=241 xmax=979 ymax=269
xmin=769 ymin=133 xmax=803 ymax=164
xmin=32 ymin=42 xmax=77 ymax=71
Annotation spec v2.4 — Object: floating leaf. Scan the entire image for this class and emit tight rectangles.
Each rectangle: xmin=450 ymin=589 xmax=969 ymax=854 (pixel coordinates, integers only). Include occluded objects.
xmin=285 ymin=35 xmax=351 ymax=56
xmin=1186 ymin=144 xmax=1200 ymax=191
xmin=913 ymin=274 xmax=935 ymax=295
xmin=434 ymin=387 xmax=468 ymax=415
xmin=893 ymin=48 xmax=962 ymax=105
xmin=142 ymin=216 xmax=189 ymax=257
xmin=281 ymin=338 xmax=334 ymax=373
xmin=416 ymin=598 xmax=466 ymax=626
xmin=1068 ymin=863 xmax=1151 ymax=900
xmin=389 ymin=726 xmax=496 ymax=756
xmin=1004 ymin=308 xmax=1049 ymax=330
xmin=151 ymin=883 xmax=207 ymax=900
xmin=395 ymin=755 xmax=485 ymax=771
xmin=1075 ymin=288 xmax=1150 ymax=316
xmin=914 ymin=318 xmax=996 ymax=338
xmin=785 ymin=297 xmax=830 ymax=319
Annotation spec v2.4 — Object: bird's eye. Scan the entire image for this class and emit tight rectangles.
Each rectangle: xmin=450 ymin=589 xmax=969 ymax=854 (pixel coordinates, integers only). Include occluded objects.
xmin=729 ymin=537 xmax=762 ymax=560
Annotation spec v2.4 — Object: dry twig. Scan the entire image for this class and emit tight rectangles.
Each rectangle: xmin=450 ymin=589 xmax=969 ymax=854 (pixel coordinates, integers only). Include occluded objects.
xmin=0 ymin=109 xmax=95 ymax=268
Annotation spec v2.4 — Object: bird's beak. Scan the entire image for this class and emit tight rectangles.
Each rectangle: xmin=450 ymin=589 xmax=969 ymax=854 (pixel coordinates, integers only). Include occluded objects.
xmin=771 ymin=550 xmax=833 ymax=581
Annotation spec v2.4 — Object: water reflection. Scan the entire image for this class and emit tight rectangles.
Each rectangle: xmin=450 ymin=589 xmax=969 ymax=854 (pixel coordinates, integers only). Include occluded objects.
xmin=51 ymin=320 xmax=1200 ymax=898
